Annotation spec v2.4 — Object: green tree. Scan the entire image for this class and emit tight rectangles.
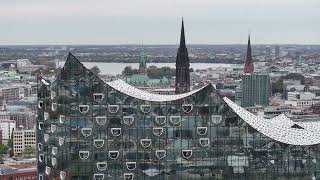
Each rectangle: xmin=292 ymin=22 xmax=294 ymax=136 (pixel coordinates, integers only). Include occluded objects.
xmin=24 ymin=146 xmax=36 ymax=158
xmin=0 ymin=144 xmax=8 ymax=163
xmin=122 ymin=66 xmax=133 ymax=76
xmin=90 ymin=66 xmax=100 ymax=75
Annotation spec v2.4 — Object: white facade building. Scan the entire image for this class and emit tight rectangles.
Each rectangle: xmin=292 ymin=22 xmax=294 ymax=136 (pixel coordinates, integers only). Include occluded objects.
xmin=0 ymin=119 xmax=16 ymax=145
xmin=13 ymin=129 xmax=36 ymax=156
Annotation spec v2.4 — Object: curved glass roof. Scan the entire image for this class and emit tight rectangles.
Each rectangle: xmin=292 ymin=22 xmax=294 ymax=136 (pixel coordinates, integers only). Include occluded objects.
xmin=224 ymin=97 xmax=320 ymax=146
xmin=107 ymin=79 xmax=209 ymax=102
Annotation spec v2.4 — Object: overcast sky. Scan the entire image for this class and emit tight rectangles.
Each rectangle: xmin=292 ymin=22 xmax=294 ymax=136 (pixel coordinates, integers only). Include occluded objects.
xmin=0 ymin=0 xmax=319 ymax=45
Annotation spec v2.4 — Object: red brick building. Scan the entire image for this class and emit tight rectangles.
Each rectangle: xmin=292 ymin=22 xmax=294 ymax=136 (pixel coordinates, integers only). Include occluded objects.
xmin=0 ymin=164 xmax=37 ymax=180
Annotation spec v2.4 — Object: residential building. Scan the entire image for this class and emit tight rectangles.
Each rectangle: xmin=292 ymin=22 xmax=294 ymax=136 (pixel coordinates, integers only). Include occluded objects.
xmin=13 ymin=129 xmax=36 ymax=157
xmin=0 ymin=119 xmax=15 ymax=145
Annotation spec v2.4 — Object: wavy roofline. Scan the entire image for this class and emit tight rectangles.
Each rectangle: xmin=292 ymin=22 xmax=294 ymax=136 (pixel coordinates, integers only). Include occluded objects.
xmin=38 ymin=53 xmax=320 ymax=146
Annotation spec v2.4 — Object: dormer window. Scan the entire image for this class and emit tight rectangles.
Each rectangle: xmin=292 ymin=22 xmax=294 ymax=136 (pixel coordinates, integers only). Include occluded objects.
xmin=93 ymin=93 xmax=105 ymax=102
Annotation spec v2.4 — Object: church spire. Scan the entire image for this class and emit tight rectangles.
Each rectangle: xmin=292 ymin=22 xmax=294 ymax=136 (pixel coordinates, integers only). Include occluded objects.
xmin=139 ymin=46 xmax=147 ymax=74
xmin=180 ymin=17 xmax=186 ymax=47
xmin=175 ymin=17 xmax=190 ymax=94
xmin=244 ymin=34 xmax=254 ymax=74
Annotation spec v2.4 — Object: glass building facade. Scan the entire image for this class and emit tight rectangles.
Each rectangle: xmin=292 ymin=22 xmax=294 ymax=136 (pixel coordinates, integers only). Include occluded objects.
xmin=37 ymin=53 xmax=320 ymax=180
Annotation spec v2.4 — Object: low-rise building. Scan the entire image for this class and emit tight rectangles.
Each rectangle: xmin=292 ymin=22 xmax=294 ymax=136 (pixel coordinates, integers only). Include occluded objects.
xmin=13 ymin=130 xmax=36 ymax=157
xmin=0 ymin=164 xmax=37 ymax=180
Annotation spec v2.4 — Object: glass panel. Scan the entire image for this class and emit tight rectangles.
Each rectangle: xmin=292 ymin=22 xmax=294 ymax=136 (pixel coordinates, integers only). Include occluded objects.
xmin=182 ymin=104 xmax=193 ymax=113
xmin=170 ymin=116 xmax=181 ymax=125
xmin=140 ymin=139 xmax=152 ymax=148
xmin=155 ymin=150 xmax=166 ymax=160
xmin=126 ymin=162 xmax=136 ymax=170
xmin=59 ymin=115 xmax=66 ymax=124
xmin=111 ymin=128 xmax=121 ymax=137
xmin=155 ymin=116 xmax=166 ymax=125
xmin=96 ymin=162 xmax=107 ymax=171
xmin=51 ymin=103 xmax=58 ymax=111
xmin=140 ymin=104 xmax=151 ymax=113
xmin=108 ymin=151 xmax=119 ymax=160
xmin=44 ymin=112 xmax=49 ymax=120
xmin=196 ymin=127 xmax=207 ymax=135
xmin=79 ymin=151 xmax=90 ymax=160
xmin=108 ymin=105 xmax=119 ymax=113
xmin=96 ymin=116 xmax=107 ymax=125
xmin=93 ymin=174 xmax=104 ymax=180
xmin=153 ymin=127 xmax=164 ymax=137
xmin=81 ymin=128 xmax=92 ymax=138
xmin=45 ymin=166 xmax=51 ymax=175
xmin=123 ymin=173 xmax=134 ymax=180
xmin=79 ymin=105 xmax=89 ymax=114
xmin=60 ymin=171 xmax=66 ymax=180
xmin=123 ymin=116 xmax=134 ymax=125
xmin=93 ymin=93 xmax=105 ymax=102
xmin=182 ymin=150 xmax=192 ymax=159
xmin=94 ymin=139 xmax=105 ymax=148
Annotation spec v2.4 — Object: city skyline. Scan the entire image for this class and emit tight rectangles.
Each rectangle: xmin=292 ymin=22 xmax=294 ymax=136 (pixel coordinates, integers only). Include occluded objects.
xmin=0 ymin=0 xmax=319 ymax=45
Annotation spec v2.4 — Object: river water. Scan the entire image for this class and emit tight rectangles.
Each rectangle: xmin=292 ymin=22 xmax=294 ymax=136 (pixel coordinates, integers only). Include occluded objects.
xmin=80 ymin=62 xmax=243 ymax=75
